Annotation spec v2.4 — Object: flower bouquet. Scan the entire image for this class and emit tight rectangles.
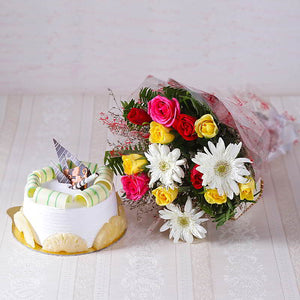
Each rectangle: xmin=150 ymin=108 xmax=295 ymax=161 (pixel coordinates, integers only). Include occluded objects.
xmin=100 ymin=76 xmax=298 ymax=243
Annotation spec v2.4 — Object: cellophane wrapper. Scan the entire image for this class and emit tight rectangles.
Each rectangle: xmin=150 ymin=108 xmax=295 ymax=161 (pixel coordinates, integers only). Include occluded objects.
xmin=130 ymin=76 xmax=299 ymax=179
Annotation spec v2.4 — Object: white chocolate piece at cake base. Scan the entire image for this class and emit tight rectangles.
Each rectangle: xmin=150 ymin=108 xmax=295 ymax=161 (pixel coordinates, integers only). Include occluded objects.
xmin=14 ymin=211 xmax=36 ymax=248
xmin=42 ymin=233 xmax=88 ymax=253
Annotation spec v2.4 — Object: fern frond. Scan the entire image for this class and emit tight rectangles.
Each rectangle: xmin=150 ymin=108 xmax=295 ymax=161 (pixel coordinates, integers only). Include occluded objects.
xmin=162 ymin=86 xmax=192 ymax=101
xmin=104 ymin=151 xmax=124 ymax=175
xmin=139 ymin=87 xmax=158 ymax=107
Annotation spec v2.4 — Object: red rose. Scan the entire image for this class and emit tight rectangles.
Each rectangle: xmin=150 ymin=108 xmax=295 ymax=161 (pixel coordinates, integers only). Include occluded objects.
xmin=127 ymin=108 xmax=152 ymax=125
xmin=190 ymin=165 xmax=203 ymax=189
xmin=173 ymin=114 xmax=197 ymax=141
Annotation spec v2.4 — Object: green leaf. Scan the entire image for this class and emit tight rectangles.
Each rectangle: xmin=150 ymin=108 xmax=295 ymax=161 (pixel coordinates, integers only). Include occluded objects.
xmin=227 ymin=200 xmax=233 ymax=210
xmin=104 ymin=151 xmax=124 ymax=175
xmin=139 ymin=87 xmax=158 ymax=107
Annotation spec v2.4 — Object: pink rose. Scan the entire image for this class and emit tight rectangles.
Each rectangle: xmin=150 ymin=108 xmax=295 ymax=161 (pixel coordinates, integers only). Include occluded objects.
xmin=121 ymin=173 xmax=150 ymax=201
xmin=148 ymin=95 xmax=180 ymax=127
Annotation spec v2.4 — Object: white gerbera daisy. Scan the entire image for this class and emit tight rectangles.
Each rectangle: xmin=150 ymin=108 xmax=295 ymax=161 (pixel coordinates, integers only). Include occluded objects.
xmin=145 ymin=143 xmax=186 ymax=188
xmin=192 ymin=137 xmax=251 ymax=199
xmin=159 ymin=197 xmax=208 ymax=243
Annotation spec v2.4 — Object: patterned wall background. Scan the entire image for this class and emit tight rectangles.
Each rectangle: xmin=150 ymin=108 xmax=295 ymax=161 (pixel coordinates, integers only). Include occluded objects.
xmin=0 ymin=0 xmax=299 ymax=94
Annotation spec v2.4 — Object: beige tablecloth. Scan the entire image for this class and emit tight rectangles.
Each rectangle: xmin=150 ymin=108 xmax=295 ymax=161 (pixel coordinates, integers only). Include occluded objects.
xmin=0 ymin=95 xmax=299 ymax=300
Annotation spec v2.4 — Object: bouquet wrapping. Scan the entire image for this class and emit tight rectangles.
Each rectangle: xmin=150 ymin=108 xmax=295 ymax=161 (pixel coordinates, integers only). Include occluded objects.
xmin=101 ymin=76 xmax=298 ymax=243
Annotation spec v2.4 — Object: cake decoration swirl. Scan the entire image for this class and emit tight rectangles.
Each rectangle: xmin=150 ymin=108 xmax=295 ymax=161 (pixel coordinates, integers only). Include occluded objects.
xmin=33 ymin=187 xmax=72 ymax=209
xmin=74 ymin=183 xmax=110 ymax=207
xmin=25 ymin=167 xmax=56 ymax=197
xmin=33 ymin=167 xmax=56 ymax=183
xmin=94 ymin=166 xmax=114 ymax=190
xmin=25 ymin=173 xmax=41 ymax=197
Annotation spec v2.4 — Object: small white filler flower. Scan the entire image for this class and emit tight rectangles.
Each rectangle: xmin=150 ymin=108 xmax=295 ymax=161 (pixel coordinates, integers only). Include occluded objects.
xmin=192 ymin=137 xmax=251 ymax=199
xmin=159 ymin=198 xmax=208 ymax=243
xmin=145 ymin=143 xmax=186 ymax=188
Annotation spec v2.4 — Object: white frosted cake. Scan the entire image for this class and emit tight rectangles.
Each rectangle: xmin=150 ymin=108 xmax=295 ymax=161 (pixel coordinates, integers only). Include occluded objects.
xmin=12 ymin=161 xmax=127 ymax=254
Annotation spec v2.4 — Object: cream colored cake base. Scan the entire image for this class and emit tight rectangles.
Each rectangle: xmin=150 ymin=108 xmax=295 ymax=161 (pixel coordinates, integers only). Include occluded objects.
xmin=7 ymin=194 xmax=127 ymax=255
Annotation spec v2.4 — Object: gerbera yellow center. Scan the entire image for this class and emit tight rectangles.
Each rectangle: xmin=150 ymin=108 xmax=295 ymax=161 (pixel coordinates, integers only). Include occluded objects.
xmin=178 ymin=216 xmax=190 ymax=227
xmin=159 ymin=161 xmax=170 ymax=171
xmin=214 ymin=161 xmax=231 ymax=177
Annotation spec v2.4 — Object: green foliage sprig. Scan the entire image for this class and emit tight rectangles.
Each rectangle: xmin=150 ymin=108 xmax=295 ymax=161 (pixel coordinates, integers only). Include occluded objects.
xmin=104 ymin=152 xmax=124 ymax=176
xmin=139 ymin=87 xmax=158 ymax=107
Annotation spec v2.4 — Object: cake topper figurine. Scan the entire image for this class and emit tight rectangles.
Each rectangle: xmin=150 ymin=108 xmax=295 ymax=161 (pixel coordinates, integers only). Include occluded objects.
xmin=52 ymin=138 xmax=91 ymax=189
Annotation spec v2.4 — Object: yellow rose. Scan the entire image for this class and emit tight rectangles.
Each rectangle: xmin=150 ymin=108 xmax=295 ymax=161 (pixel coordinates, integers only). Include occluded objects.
xmin=152 ymin=186 xmax=179 ymax=206
xmin=204 ymin=189 xmax=227 ymax=205
xmin=194 ymin=114 xmax=218 ymax=138
xmin=149 ymin=121 xmax=175 ymax=144
xmin=239 ymin=177 xmax=255 ymax=200
xmin=122 ymin=154 xmax=147 ymax=175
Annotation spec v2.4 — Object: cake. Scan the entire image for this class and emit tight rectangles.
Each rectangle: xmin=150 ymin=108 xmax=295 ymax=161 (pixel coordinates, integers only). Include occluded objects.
xmin=10 ymin=140 xmax=127 ymax=254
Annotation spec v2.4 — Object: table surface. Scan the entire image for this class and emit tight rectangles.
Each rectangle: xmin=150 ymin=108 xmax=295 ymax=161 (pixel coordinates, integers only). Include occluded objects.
xmin=0 ymin=95 xmax=299 ymax=300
